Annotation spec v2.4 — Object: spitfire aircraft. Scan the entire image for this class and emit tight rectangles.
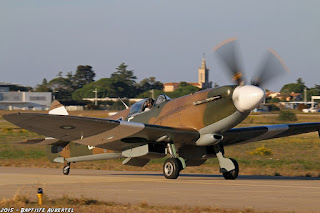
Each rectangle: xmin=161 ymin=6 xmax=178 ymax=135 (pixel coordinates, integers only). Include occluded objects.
xmin=4 ymin=39 xmax=320 ymax=179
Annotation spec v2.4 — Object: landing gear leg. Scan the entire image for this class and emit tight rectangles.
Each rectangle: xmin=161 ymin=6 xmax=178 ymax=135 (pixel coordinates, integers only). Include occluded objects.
xmin=213 ymin=144 xmax=239 ymax=180
xmin=163 ymin=143 xmax=186 ymax=179
xmin=63 ymin=162 xmax=70 ymax=175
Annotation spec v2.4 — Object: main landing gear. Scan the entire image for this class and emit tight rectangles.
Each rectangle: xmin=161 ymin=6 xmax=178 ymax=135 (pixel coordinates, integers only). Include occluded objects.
xmin=214 ymin=145 xmax=239 ymax=180
xmin=162 ymin=143 xmax=239 ymax=180
xmin=163 ymin=143 xmax=185 ymax=179
xmin=163 ymin=158 xmax=182 ymax=179
xmin=63 ymin=162 xmax=71 ymax=175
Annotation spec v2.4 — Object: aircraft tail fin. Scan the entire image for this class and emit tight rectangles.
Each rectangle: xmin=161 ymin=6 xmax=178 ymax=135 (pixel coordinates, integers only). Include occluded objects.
xmin=49 ymin=100 xmax=69 ymax=115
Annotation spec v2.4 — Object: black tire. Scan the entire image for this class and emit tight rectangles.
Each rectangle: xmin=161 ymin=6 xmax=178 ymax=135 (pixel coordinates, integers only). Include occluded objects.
xmin=163 ymin=158 xmax=181 ymax=179
xmin=177 ymin=158 xmax=184 ymax=171
xmin=223 ymin=158 xmax=239 ymax=180
xmin=63 ymin=165 xmax=70 ymax=175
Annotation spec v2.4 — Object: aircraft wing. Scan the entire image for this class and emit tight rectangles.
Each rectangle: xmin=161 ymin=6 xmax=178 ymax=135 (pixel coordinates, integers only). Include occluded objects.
xmin=221 ymin=123 xmax=320 ymax=146
xmin=3 ymin=113 xmax=199 ymax=151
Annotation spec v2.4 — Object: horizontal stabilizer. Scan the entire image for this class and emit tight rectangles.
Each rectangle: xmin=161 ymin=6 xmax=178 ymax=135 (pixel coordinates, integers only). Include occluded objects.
xmin=65 ymin=152 xmax=122 ymax=163
xmin=53 ymin=157 xmax=64 ymax=163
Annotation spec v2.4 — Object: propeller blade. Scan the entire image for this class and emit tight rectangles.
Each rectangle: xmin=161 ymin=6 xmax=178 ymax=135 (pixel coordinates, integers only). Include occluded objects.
xmin=214 ymin=38 xmax=245 ymax=85
xmin=251 ymin=48 xmax=289 ymax=87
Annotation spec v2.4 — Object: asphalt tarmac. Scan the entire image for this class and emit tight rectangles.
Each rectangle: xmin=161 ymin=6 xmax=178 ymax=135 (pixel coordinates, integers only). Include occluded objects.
xmin=1 ymin=167 xmax=320 ymax=212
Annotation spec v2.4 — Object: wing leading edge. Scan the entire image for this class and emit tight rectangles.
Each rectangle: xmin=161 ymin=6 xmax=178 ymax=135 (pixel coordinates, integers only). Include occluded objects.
xmin=222 ymin=123 xmax=320 ymax=146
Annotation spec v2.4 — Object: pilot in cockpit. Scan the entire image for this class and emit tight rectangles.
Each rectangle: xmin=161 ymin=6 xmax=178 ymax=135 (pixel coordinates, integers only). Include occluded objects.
xmin=143 ymin=98 xmax=154 ymax=112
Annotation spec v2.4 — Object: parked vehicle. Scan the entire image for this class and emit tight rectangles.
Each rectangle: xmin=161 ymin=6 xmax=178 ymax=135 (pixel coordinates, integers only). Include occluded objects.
xmin=302 ymin=107 xmax=318 ymax=113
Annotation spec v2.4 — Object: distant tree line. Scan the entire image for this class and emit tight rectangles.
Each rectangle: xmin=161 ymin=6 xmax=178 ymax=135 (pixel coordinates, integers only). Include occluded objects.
xmin=266 ymin=78 xmax=320 ymax=103
xmin=31 ymin=63 xmax=203 ymax=104
xmin=35 ymin=65 xmax=96 ymax=102
xmin=15 ymin=64 xmax=320 ymax=107
xmin=71 ymin=63 xmax=165 ymax=101
xmin=281 ymin=78 xmax=320 ymax=101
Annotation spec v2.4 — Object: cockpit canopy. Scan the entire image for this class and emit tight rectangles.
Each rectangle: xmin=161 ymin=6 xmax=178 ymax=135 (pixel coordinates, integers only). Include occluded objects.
xmin=154 ymin=94 xmax=171 ymax=105
xmin=129 ymin=94 xmax=171 ymax=116
xmin=129 ymin=99 xmax=148 ymax=115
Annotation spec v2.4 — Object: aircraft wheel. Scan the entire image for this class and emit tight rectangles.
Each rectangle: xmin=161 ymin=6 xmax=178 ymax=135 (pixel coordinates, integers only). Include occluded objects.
xmin=63 ymin=164 xmax=70 ymax=175
xmin=163 ymin=158 xmax=181 ymax=179
xmin=223 ymin=158 xmax=239 ymax=180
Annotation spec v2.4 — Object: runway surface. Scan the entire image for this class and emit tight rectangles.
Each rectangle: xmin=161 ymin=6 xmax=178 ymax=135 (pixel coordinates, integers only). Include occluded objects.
xmin=1 ymin=167 xmax=320 ymax=212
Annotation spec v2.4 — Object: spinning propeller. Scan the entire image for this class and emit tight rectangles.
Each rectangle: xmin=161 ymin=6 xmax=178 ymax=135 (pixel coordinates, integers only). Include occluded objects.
xmin=213 ymin=38 xmax=288 ymax=112
xmin=214 ymin=38 xmax=288 ymax=88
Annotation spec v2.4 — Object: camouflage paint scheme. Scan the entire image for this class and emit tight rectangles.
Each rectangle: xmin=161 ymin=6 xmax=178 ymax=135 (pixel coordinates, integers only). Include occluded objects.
xmin=41 ymin=85 xmax=243 ymax=162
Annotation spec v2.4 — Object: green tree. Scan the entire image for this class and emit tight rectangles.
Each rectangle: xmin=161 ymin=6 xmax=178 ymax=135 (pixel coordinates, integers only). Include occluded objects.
xmin=111 ymin=63 xmax=136 ymax=85
xmin=53 ymin=89 xmax=73 ymax=101
xmin=314 ymin=84 xmax=320 ymax=91
xmin=138 ymin=82 xmax=200 ymax=99
xmin=72 ymin=78 xmax=118 ymax=100
xmin=66 ymin=71 xmax=73 ymax=82
xmin=57 ymin=71 xmax=63 ymax=77
xmin=167 ymin=85 xmax=200 ymax=98
xmin=48 ymin=72 xmax=73 ymax=101
xmin=306 ymin=88 xmax=320 ymax=102
xmin=35 ymin=78 xmax=52 ymax=92
xmin=296 ymin=78 xmax=305 ymax=85
xmin=110 ymin=63 xmax=137 ymax=97
xmin=280 ymin=78 xmax=305 ymax=94
xmin=72 ymin=65 xmax=96 ymax=90
xmin=138 ymin=77 xmax=163 ymax=93
xmin=179 ymin=81 xmax=189 ymax=87
xmin=48 ymin=77 xmax=72 ymax=91
xmin=137 ymin=89 xmax=163 ymax=99
xmin=267 ymin=97 xmax=281 ymax=103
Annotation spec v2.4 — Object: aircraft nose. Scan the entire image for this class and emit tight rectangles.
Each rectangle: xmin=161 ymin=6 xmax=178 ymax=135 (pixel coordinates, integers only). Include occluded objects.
xmin=232 ymin=85 xmax=265 ymax=112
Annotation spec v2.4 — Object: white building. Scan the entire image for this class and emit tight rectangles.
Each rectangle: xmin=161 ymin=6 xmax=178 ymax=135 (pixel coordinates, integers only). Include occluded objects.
xmin=0 ymin=91 xmax=52 ymax=110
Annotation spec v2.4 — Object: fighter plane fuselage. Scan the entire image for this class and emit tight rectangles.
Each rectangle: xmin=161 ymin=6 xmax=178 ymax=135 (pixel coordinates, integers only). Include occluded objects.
xmin=109 ymin=85 xmax=254 ymax=134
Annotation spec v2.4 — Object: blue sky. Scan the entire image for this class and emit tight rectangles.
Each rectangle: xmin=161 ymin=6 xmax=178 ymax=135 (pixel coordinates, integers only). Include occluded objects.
xmin=1 ymin=1 xmax=319 ymax=91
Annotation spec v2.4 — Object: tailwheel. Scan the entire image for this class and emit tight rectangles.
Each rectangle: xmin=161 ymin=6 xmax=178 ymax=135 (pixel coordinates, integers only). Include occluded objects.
xmin=163 ymin=158 xmax=182 ymax=179
xmin=222 ymin=158 xmax=239 ymax=180
xmin=63 ymin=162 xmax=70 ymax=175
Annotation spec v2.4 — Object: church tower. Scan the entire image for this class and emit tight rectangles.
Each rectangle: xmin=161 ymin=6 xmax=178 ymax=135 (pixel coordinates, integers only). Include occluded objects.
xmin=198 ymin=54 xmax=212 ymax=89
